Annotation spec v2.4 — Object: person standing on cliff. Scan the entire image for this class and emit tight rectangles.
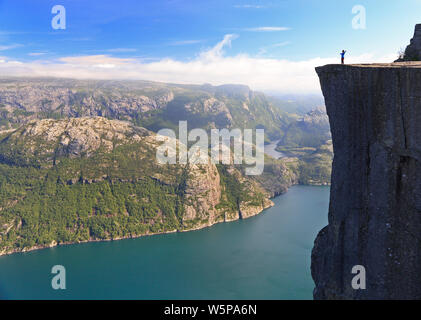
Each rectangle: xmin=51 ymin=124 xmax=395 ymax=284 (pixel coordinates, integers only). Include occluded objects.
xmin=340 ymin=50 xmax=347 ymax=64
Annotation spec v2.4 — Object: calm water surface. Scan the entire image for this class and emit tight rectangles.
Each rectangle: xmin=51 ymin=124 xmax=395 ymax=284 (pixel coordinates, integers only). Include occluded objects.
xmin=264 ymin=140 xmax=285 ymax=159
xmin=0 ymin=185 xmax=329 ymax=300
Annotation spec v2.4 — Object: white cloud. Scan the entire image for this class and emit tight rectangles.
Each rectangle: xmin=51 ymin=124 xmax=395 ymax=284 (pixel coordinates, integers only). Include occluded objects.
xmin=58 ymin=55 xmax=135 ymax=65
xmin=0 ymin=44 xmax=22 ymax=51
xmin=0 ymin=36 xmax=396 ymax=94
xmin=199 ymin=34 xmax=237 ymax=60
xmin=257 ymin=41 xmax=291 ymax=57
xmin=28 ymin=52 xmax=48 ymax=56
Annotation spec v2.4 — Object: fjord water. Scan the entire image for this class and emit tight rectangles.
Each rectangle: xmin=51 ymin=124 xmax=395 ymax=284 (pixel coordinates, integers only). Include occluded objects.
xmin=264 ymin=140 xmax=285 ymax=160
xmin=0 ymin=186 xmax=329 ymax=300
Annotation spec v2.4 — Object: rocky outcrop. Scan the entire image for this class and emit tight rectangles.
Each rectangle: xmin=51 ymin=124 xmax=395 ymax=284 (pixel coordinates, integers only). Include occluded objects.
xmin=312 ymin=63 xmax=421 ymax=299
xmin=0 ymin=79 xmax=174 ymax=117
xmin=396 ymin=24 xmax=421 ymax=61
xmin=5 ymin=117 xmax=147 ymax=157
xmin=182 ymin=159 xmax=222 ymax=224
xmin=302 ymin=107 xmax=329 ymax=127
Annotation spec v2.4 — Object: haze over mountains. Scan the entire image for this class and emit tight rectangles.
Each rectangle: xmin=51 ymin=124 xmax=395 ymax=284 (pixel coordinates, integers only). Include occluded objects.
xmin=0 ymin=78 xmax=320 ymax=139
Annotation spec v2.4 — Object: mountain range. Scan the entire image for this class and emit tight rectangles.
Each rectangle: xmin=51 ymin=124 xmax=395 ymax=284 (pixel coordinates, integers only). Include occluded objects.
xmin=0 ymin=78 xmax=332 ymax=255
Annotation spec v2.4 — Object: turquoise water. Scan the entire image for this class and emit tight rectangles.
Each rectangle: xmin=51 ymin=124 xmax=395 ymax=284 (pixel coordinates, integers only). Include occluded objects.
xmin=0 ymin=185 xmax=329 ymax=300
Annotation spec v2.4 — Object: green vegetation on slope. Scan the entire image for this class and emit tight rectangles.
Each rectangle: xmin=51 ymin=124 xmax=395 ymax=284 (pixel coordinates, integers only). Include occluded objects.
xmin=0 ymin=117 xmax=273 ymax=254
xmin=297 ymin=141 xmax=333 ymax=185
xmin=0 ymin=165 xmax=183 ymax=250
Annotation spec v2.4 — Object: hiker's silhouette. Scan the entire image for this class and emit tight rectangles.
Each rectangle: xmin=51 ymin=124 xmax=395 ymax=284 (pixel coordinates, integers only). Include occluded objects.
xmin=341 ymin=50 xmax=347 ymax=64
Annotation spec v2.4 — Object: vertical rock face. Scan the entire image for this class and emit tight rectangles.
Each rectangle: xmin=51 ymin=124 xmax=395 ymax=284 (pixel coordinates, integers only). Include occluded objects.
xmin=396 ymin=24 xmax=421 ymax=61
xmin=312 ymin=63 xmax=421 ymax=300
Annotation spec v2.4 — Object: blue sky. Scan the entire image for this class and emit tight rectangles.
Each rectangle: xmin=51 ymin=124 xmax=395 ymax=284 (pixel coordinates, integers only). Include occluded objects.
xmin=0 ymin=0 xmax=420 ymax=93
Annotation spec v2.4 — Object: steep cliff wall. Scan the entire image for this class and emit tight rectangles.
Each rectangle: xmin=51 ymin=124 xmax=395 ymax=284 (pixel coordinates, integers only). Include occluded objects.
xmin=312 ymin=63 xmax=421 ymax=299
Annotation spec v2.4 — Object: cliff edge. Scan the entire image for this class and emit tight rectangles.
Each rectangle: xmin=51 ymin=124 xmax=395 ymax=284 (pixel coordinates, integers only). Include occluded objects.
xmin=312 ymin=63 xmax=421 ymax=299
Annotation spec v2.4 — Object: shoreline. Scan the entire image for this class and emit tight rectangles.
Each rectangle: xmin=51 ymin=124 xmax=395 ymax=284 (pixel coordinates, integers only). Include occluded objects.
xmin=0 ymin=197 xmax=276 ymax=258
xmin=0 ymin=183 xmax=330 ymax=258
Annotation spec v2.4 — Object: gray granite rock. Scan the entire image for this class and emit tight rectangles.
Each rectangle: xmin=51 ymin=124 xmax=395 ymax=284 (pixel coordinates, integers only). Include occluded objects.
xmin=312 ymin=63 xmax=421 ymax=299
xmin=396 ymin=24 xmax=421 ymax=61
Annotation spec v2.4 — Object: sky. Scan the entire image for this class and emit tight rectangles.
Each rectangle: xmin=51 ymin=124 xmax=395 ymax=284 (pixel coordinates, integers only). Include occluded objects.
xmin=0 ymin=0 xmax=420 ymax=94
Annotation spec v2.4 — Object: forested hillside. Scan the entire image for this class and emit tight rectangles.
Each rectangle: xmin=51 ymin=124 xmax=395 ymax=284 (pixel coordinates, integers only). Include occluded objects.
xmin=0 ymin=78 xmax=332 ymax=255
xmin=0 ymin=117 xmax=273 ymax=255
